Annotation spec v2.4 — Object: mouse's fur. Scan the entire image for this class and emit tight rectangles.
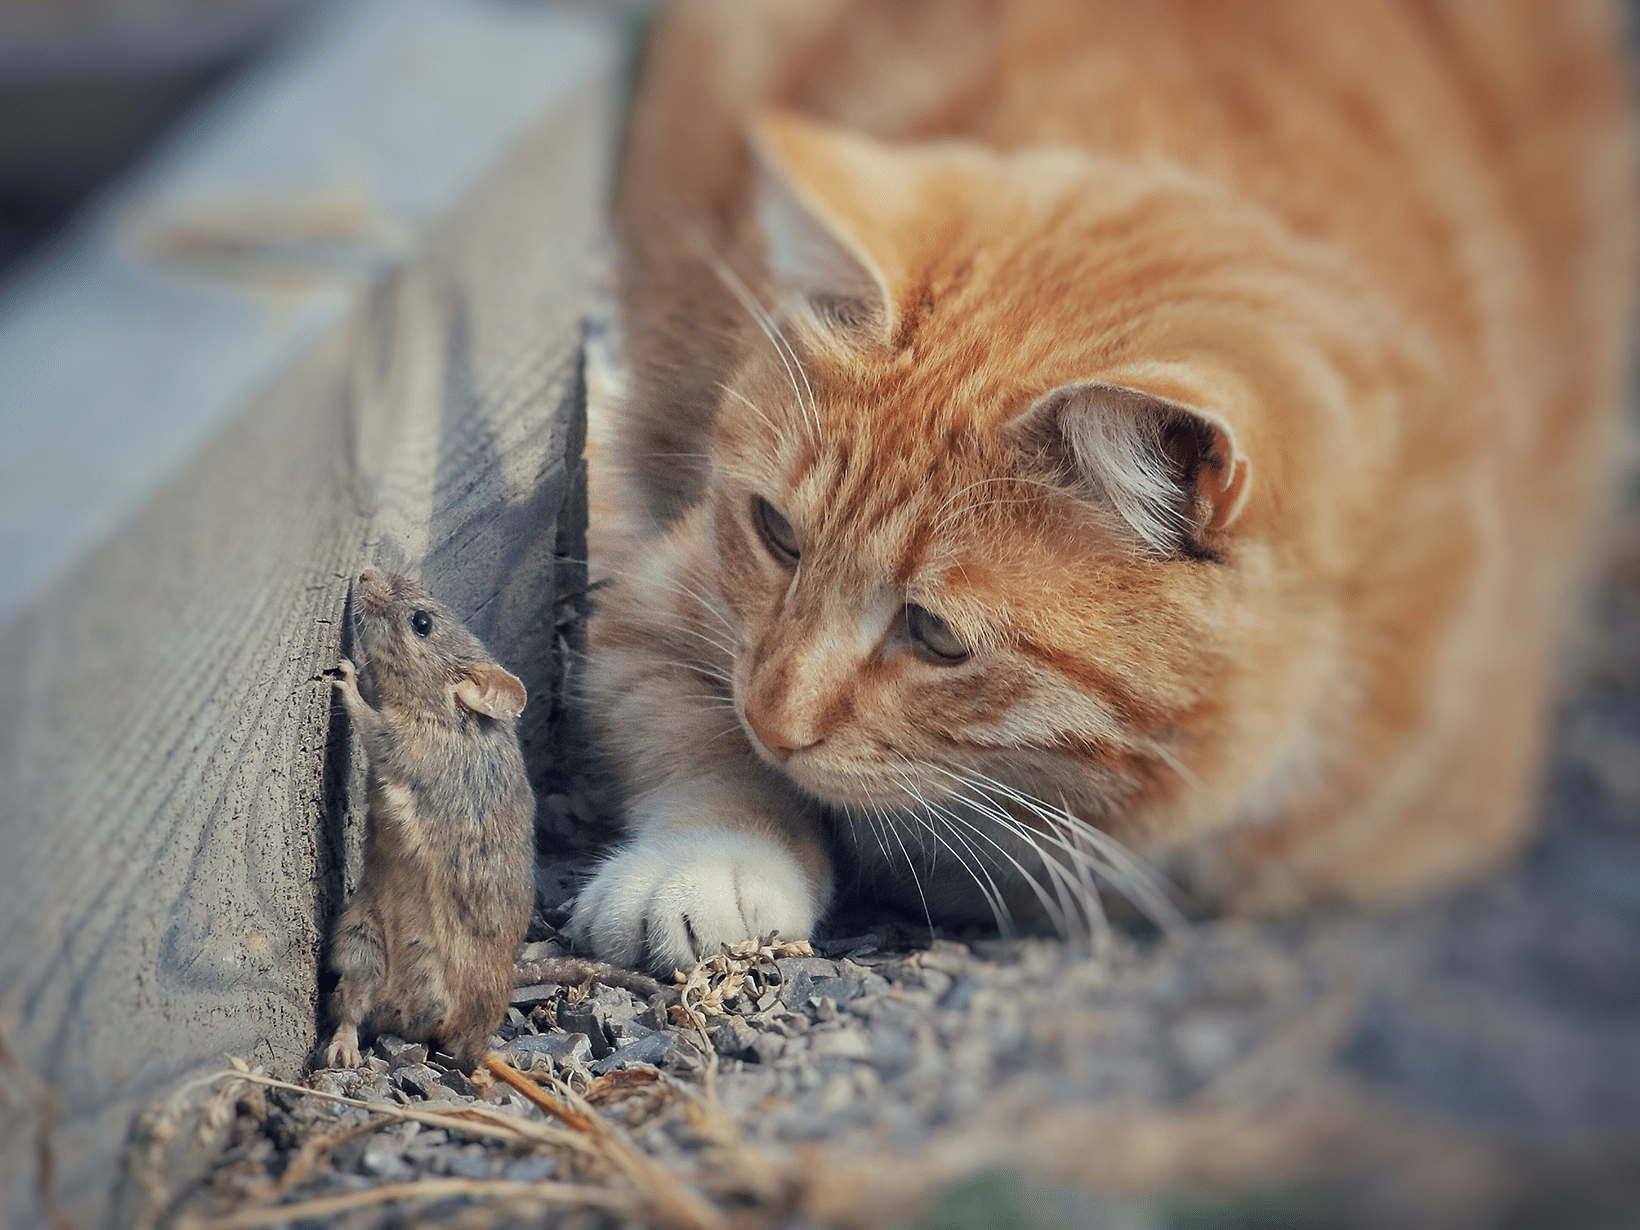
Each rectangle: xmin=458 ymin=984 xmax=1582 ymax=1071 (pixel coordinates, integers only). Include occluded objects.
xmin=324 ymin=571 xmax=535 ymax=1072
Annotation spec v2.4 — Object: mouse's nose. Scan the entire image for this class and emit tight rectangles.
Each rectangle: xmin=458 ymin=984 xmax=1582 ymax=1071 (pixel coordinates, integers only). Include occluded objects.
xmin=356 ymin=571 xmax=393 ymax=618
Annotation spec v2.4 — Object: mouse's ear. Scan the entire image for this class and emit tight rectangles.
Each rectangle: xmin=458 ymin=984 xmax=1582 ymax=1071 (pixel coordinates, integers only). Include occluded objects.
xmin=454 ymin=664 xmax=527 ymax=721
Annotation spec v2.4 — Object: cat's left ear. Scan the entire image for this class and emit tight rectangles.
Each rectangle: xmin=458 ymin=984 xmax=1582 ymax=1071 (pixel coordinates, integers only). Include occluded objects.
xmin=1008 ymin=382 xmax=1252 ymax=558
xmin=747 ymin=113 xmax=895 ymax=345
xmin=453 ymin=664 xmax=527 ymax=721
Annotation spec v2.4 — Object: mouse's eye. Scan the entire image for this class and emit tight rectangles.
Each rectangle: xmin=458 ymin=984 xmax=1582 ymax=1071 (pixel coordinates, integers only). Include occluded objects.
xmin=410 ymin=610 xmax=433 ymax=637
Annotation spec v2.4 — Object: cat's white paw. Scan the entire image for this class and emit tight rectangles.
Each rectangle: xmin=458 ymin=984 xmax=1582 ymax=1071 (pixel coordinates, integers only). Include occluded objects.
xmin=570 ymin=828 xmax=818 ymax=975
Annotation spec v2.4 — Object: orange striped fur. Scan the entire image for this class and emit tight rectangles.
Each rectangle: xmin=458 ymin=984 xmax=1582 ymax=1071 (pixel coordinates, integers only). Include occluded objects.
xmin=572 ymin=0 xmax=1637 ymax=972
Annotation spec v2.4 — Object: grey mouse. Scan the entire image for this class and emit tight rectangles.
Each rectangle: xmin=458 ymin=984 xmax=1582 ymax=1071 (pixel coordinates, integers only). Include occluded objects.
xmin=323 ymin=570 xmax=535 ymax=1072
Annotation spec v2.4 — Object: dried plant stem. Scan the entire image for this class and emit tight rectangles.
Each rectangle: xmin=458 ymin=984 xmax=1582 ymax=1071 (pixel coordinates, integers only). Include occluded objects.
xmin=266 ymin=1117 xmax=384 ymax=1197
xmin=220 ymin=1070 xmax=599 ymax=1155
xmin=177 ymin=1178 xmax=638 ymax=1230
xmin=483 ymin=1054 xmax=728 ymax=1230
xmin=482 ymin=1055 xmax=595 ymax=1131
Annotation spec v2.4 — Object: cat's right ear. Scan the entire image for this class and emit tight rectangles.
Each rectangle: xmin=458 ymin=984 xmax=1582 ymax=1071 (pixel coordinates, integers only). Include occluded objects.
xmin=1008 ymin=382 xmax=1251 ymax=559
xmin=747 ymin=113 xmax=894 ymax=345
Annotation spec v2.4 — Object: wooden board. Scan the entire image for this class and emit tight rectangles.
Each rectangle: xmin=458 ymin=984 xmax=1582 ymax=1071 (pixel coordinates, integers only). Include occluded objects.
xmin=0 ymin=7 xmax=617 ymax=1225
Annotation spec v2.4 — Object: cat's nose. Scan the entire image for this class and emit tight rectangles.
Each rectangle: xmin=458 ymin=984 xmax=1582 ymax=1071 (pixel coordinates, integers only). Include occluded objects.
xmin=745 ymin=707 xmax=822 ymax=762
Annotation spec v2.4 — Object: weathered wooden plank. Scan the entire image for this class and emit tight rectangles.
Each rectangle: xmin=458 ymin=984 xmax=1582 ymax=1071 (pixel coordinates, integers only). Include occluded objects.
xmin=0 ymin=4 xmax=617 ymax=1225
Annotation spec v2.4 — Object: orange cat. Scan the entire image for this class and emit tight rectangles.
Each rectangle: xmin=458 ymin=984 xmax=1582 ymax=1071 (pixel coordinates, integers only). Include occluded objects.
xmin=572 ymin=0 xmax=1638 ymax=973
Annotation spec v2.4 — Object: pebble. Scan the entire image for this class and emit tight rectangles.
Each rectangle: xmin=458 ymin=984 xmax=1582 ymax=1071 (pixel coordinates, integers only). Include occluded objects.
xmin=508 ymin=1031 xmax=592 ymax=1069
xmin=359 ymin=1141 xmax=413 ymax=1181
xmin=711 ymin=1016 xmax=759 ymax=1057
xmin=591 ymin=1031 xmax=678 ymax=1074
xmin=502 ymin=1154 xmax=558 ymax=1183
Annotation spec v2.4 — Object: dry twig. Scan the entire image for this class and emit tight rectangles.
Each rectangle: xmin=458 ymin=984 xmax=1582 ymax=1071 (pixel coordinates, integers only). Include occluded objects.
xmin=177 ymin=1177 xmax=639 ymax=1230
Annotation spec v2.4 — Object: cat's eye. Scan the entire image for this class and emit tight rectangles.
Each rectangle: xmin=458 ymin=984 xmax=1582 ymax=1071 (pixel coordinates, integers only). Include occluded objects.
xmin=410 ymin=610 xmax=433 ymax=637
xmin=753 ymin=497 xmax=800 ymax=564
xmin=907 ymin=604 xmax=968 ymax=663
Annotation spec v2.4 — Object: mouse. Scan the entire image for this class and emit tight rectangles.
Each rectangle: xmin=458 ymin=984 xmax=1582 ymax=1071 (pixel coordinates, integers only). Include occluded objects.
xmin=323 ymin=569 xmax=536 ymax=1072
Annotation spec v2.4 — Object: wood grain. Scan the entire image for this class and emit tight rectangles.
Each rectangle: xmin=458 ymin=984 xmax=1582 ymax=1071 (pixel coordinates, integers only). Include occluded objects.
xmin=0 ymin=53 xmax=613 ymax=1230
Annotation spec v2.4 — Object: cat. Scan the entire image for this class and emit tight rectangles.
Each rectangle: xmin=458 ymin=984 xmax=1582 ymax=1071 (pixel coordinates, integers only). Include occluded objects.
xmin=570 ymin=0 xmax=1638 ymax=974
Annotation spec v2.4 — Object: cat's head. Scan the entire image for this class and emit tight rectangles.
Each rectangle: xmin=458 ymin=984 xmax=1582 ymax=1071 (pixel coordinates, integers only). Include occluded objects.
xmin=703 ymin=112 xmax=1394 ymax=848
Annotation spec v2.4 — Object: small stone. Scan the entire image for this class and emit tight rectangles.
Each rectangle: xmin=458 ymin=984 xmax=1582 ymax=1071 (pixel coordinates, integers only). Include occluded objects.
xmin=809 ymin=1027 xmax=874 ymax=1061
xmin=395 ymin=1064 xmax=452 ymax=1101
xmin=814 ymin=935 xmax=878 ymax=958
xmin=511 ymin=983 xmax=560 ymax=1006
xmin=497 ymin=1007 xmax=534 ymax=1040
xmin=360 ymin=1142 xmax=414 ymax=1180
xmin=591 ymin=1032 xmax=677 ymax=1074
xmin=711 ymin=1016 xmax=759 ymax=1057
xmin=943 ymin=976 xmax=982 ymax=1012
xmin=444 ymin=1143 xmax=494 ymax=1180
xmin=751 ymin=1031 xmax=787 ymax=1064
xmin=310 ymin=1070 xmax=362 ymax=1098
xmin=919 ymin=968 xmax=954 ymax=999
xmin=438 ymin=1068 xmax=477 ymax=1098
xmin=776 ymin=958 xmax=841 ymax=1009
xmin=662 ymin=1042 xmax=705 ymax=1076
xmin=517 ymin=939 xmax=570 ymax=963
xmin=810 ymin=996 xmax=840 ymax=1022
xmin=609 ymin=1017 xmax=656 ymax=1046
xmin=503 ymin=1154 xmax=558 ymax=1182
xmin=286 ymin=1096 xmax=344 ymax=1126
xmin=374 ymin=1036 xmax=427 ymax=1066
xmin=509 ymin=1032 xmax=592 ymax=1069
xmin=560 ymin=984 xmax=639 ymax=1058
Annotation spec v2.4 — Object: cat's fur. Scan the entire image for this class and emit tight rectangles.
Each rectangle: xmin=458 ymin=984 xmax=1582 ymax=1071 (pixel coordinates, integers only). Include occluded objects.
xmin=573 ymin=0 xmax=1638 ymax=973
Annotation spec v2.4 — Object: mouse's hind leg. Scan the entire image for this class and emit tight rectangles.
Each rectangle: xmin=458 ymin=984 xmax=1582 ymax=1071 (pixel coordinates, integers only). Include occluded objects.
xmin=325 ymin=902 xmax=386 ymax=1068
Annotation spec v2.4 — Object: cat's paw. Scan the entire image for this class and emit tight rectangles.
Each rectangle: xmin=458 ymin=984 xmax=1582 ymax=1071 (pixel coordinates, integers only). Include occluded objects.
xmin=569 ymin=828 xmax=818 ymax=975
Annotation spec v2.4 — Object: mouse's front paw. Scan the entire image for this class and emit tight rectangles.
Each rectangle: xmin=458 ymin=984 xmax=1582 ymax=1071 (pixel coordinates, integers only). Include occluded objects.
xmin=569 ymin=828 xmax=818 ymax=976
xmin=323 ymin=1023 xmax=362 ymax=1069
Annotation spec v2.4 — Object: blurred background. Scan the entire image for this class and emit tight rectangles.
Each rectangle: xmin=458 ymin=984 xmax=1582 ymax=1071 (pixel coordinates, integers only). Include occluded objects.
xmin=0 ymin=0 xmax=304 ymax=280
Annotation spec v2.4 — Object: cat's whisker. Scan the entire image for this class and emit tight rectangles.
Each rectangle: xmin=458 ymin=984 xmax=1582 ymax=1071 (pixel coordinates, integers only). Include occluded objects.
xmin=632 ymin=617 xmax=740 ymax=667
xmin=887 ymin=775 xmax=1014 ymax=936
xmin=720 ymin=384 xmax=784 ymax=438
xmin=915 ymin=810 xmax=1016 ymax=938
xmin=591 ymin=557 xmax=743 ymax=642
xmin=859 ymin=803 xmax=897 ymax=873
xmin=681 ymin=226 xmax=821 ymax=439
xmin=919 ymin=792 xmax=1076 ymax=939
xmin=951 ymin=767 xmax=1189 ymax=937
xmin=888 ymin=758 xmax=1072 ymax=936
xmin=951 ymin=780 xmax=1127 ymax=894
xmin=867 ymin=797 xmax=935 ymax=934
xmin=931 ymin=770 xmax=1121 ymax=944
xmin=1150 ymin=743 xmax=1208 ymax=795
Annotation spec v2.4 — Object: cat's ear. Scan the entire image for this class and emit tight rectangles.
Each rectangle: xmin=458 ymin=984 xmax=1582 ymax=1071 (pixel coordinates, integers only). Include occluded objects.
xmin=747 ymin=113 xmax=893 ymax=344
xmin=453 ymin=664 xmax=527 ymax=721
xmin=1008 ymin=382 xmax=1251 ymax=557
